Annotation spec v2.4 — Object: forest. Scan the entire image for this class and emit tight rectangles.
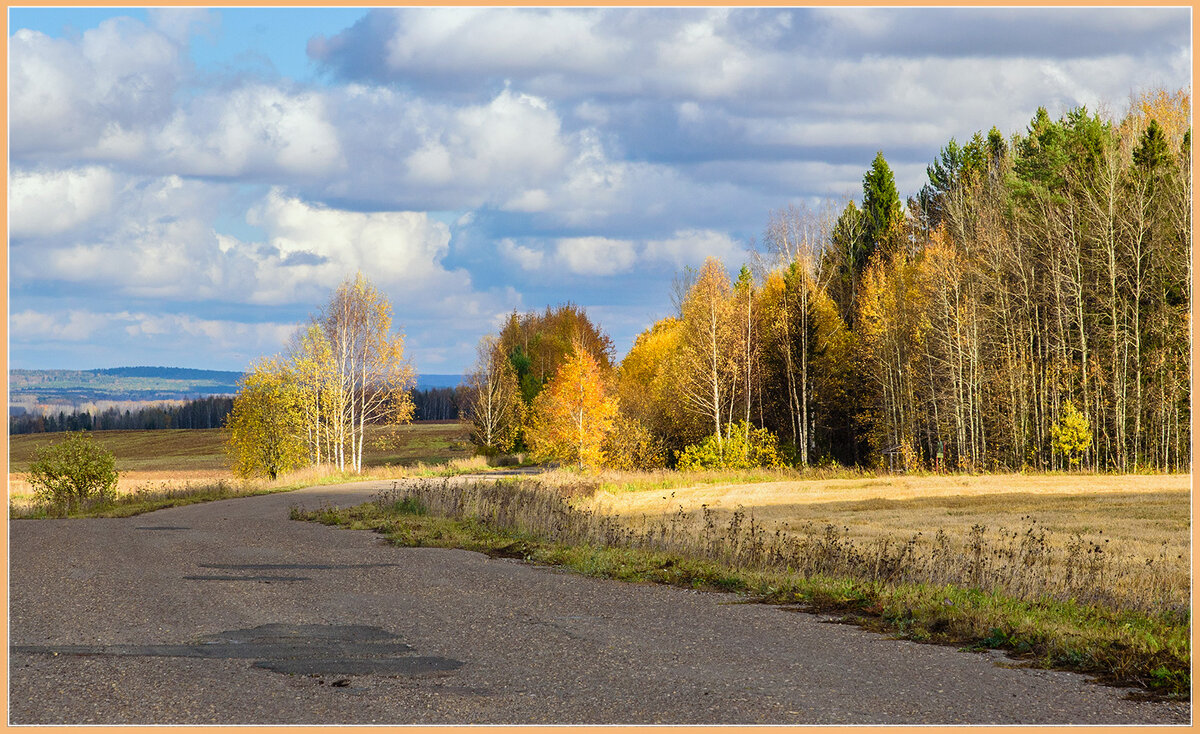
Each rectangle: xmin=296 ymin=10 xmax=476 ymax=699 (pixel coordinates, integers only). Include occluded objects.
xmin=458 ymin=90 xmax=1191 ymax=473
xmin=9 ymin=396 xmax=235 ymax=434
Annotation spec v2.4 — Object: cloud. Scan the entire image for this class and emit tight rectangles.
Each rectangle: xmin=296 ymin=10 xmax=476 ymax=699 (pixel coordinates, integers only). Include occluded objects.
xmin=9 ymin=169 xmax=472 ymax=309
xmin=10 ymin=171 xmax=236 ymax=298
xmin=9 ymin=167 xmax=119 ymax=238
xmin=499 ymin=228 xmax=745 ymax=276
xmin=310 ymin=8 xmax=1188 ymax=101
xmin=10 ymin=19 xmax=185 ymax=157
xmin=9 ymin=308 xmax=297 ymax=351
xmin=554 ymin=237 xmax=638 ymax=276
xmin=498 ymin=239 xmax=545 ymax=270
xmin=306 ymin=7 xmax=1190 ymax=185
xmin=122 ymin=312 xmax=298 ymax=351
xmin=153 ymin=84 xmax=344 ymax=179
xmin=239 ymin=189 xmax=458 ymax=305
xmin=318 ymin=86 xmax=573 ymax=210
xmin=9 ymin=309 xmax=112 ymax=342
xmin=146 ymin=7 xmax=218 ymax=45
xmin=809 ymin=8 xmax=1189 ymax=59
xmin=643 ymin=229 xmax=746 ymax=268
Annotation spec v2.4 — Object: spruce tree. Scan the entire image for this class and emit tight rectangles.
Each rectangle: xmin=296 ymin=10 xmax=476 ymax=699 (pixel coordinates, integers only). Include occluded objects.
xmin=1133 ymin=118 xmax=1170 ymax=172
xmin=860 ymin=151 xmax=903 ymax=267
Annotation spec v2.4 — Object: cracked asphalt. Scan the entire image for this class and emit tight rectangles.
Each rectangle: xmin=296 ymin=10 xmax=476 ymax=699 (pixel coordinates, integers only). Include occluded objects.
xmin=8 ymin=479 xmax=1191 ymax=724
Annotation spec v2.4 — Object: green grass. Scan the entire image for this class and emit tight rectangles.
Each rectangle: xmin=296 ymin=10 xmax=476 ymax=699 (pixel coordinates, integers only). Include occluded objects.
xmin=362 ymin=421 xmax=476 ymax=467
xmin=293 ymin=491 xmax=1190 ymax=699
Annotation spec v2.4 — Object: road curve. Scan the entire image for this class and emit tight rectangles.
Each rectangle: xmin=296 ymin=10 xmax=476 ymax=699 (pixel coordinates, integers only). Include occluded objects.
xmin=8 ymin=479 xmax=1190 ymax=725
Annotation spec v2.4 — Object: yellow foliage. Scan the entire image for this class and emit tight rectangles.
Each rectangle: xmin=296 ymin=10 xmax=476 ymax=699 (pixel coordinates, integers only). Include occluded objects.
xmin=226 ymin=358 xmax=307 ymax=480
xmin=1129 ymin=87 xmax=1191 ymax=148
xmin=527 ymin=344 xmax=618 ymax=470
xmin=602 ymin=413 xmax=668 ymax=471
xmin=1051 ymin=400 xmax=1093 ymax=467
xmin=616 ymin=317 xmax=693 ymax=443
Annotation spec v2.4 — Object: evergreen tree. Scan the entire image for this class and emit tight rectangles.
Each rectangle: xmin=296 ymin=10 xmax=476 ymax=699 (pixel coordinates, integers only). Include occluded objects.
xmin=1133 ymin=118 xmax=1170 ymax=172
xmin=861 ymin=151 xmax=904 ymax=263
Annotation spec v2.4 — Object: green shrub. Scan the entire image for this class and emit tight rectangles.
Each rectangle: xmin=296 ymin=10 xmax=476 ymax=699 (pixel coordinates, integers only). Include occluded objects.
xmin=28 ymin=432 xmax=119 ymax=512
xmin=676 ymin=421 xmax=785 ymax=470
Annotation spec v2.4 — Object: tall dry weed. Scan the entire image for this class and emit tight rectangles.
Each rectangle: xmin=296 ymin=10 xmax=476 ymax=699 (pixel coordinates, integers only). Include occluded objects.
xmin=379 ymin=478 xmax=1188 ymax=616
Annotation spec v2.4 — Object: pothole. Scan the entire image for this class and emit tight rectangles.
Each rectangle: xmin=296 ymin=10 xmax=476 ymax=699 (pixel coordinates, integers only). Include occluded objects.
xmin=11 ymin=623 xmax=464 ymax=677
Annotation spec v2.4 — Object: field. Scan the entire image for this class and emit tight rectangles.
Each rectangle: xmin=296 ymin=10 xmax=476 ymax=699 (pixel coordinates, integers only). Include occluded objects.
xmin=8 ymin=421 xmax=473 ymax=472
xmin=586 ymin=474 xmax=1189 ymax=567
xmin=7 ymin=422 xmax=476 ymax=511
xmin=580 ymin=473 xmax=1190 ymax=611
xmin=9 ymin=427 xmax=1188 ymax=608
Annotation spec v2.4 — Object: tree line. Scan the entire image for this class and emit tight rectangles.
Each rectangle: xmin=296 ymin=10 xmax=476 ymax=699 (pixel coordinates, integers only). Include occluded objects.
xmin=458 ymin=90 xmax=1190 ymax=472
xmin=9 ymin=396 xmax=235 ymax=434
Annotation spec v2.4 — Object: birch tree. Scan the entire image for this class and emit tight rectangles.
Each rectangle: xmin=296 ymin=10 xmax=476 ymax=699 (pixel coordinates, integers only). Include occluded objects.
xmin=461 ymin=335 xmax=524 ymax=453
xmin=677 ymin=257 xmax=739 ymax=457
xmin=321 ymin=273 xmax=416 ymax=472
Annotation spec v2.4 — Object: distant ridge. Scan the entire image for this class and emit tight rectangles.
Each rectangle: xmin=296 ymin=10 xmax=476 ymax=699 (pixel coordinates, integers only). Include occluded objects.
xmin=92 ymin=366 xmax=243 ymax=381
xmin=9 ymin=367 xmax=463 ymax=408
xmin=415 ymin=373 xmax=462 ymax=389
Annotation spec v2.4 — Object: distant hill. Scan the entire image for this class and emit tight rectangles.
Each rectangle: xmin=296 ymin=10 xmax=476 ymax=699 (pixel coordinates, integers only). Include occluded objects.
xmin=10 ymin=368 xmax=244 ymax=406
xmin=9 ymin=367 xmax=462 ymax=409
xmin=92 ymin=366 xmax=244 ymax=381
xmin=415 ymin=373 xmax=462 ymax=389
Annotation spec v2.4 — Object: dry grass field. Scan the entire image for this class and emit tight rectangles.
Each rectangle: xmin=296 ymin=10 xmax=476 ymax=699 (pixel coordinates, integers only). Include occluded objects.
xmin=580 ymin=472 xmax=1191 ymax=611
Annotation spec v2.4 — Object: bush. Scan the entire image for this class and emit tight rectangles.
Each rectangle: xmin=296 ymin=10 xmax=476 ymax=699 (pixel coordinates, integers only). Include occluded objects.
xmin=676 ymin=421 xmax=785 ymax=470
xmin=1051 ymin=400 xmax=1092 ymax=468
xmin=28 ymin=432 xmax=119 ymax=512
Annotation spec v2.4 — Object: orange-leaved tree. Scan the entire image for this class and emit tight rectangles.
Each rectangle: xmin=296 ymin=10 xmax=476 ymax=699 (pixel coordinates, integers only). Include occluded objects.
xmin=527 ymin=342 xmax=617 ymax=470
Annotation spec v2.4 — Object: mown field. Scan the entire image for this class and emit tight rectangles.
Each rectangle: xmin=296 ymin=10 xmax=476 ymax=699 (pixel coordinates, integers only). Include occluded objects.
xmin=586 ymin=474 xmax=1189 ymax=569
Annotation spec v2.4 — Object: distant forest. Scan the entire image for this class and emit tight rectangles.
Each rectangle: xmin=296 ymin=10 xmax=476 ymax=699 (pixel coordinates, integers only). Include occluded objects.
xmin=9 ymin=388 xmax=460 ymax=434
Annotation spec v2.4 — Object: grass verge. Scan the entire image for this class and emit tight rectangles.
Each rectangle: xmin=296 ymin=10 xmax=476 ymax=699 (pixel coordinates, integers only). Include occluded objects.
xmin=9 ymin=480 xmax=299 ymax=519
xmin=291 ymin=480 xmax=1190 ymax=700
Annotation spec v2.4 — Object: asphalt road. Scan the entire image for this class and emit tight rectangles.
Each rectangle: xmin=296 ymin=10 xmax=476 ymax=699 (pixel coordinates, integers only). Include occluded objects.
xmin=8 ymin=479 xmax=1191 ymax=725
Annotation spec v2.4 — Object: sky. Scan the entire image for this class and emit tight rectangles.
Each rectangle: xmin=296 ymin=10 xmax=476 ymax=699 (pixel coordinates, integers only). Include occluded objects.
xmin=7 ymin=7 xmax=1191 ymax=375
